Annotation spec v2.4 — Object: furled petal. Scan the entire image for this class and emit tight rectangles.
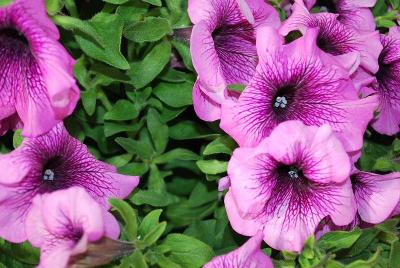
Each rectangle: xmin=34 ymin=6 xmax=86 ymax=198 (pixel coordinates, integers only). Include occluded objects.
xmin=352 ymin=171 xmax=400 ymax=224
xmin=204 ymin=231 xmax=273 ymax=267
xmin=192 ymin=80 xmax=222 ymax=121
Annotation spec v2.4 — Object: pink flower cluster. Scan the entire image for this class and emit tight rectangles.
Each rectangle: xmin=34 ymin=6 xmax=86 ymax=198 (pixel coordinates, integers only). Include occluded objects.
xmin=0 ymin=1 xmax=139 ymax=267
xmin=189 ymin=0 xmax=400 ymax=264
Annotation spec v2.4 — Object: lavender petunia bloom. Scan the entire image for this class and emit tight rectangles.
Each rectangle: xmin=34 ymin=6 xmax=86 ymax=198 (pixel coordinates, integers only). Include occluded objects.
xmin=204 ymin=232 xmax=274 ymax=268
xmin=220 ymin=26 xmax=378 ymax=153
xmin=0 ymin=0 xmax=79 ymax=137
xmin=280 ymin=0 xmax=382 ymax=74
xmin=350 ymin=169 xmax=400 ymax=224
xmin=367 ymin=27 xmax=400 ymax=135
xmin=302 ymin=0 xmax=377 ymax=32
xmin=0 ymin=123 xmax=139 ymax=243
xmin=224 ymin=121 xmax=356 ymax=252
xmin=26 ymin=187 xmax=113 ymax=268
xmin=189 ymin=0 xmax=280 ymax=121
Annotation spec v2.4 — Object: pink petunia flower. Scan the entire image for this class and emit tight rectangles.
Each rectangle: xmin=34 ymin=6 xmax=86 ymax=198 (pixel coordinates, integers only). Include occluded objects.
xmin=26 ymin=187 xmax=114 ymax=268
xmin=0 ymin=0 xmax=79 ymax=137
xmin=367 ymin=27 xmax=400 ymax=135
xmin=0 ymin=123 xmax=139 ymax=243
xmin=224 ymin=121 xmax=356 ymax=252
xmin=220 ymin=26 xmax=377 ymax=153
xmin=351 ymin=169 xmax=400 ymax=224
xmin=204 ymin=231 xmax=274 ymax=268
xmin=280 ymin=0 xmax=382 ymax=74
xmin=301 ymin=0 xmax=377 ymax=32
xmin=189 ymin=0 xmax=280 ymax=121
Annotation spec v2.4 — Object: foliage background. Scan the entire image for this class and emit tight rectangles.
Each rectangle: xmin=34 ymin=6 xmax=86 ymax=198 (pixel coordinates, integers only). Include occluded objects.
xmin=0 ymin=0 xmax=399 ymax=267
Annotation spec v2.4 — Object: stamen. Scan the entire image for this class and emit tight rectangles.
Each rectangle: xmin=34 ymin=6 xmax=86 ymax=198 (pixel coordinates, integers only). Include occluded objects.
xmin=274 ymin=96 xmax=287 ymax=108
xmin=43 ymin=169 xmax=55 ymax=181
xmin=288 ymin=167 xmax=299 ymax=179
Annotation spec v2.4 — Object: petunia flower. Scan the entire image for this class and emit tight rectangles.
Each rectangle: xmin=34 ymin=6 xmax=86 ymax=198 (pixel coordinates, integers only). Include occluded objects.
xmin=0 ymin=123 xmax=139 ymax=243
xmin=220 ymin=26 xmax=378 ymax=153
xmin=203 ymin=231 xmax=274 ymax=268
xmin=280 ymin=0 xmax=382 ymax=74
xmin=351 ymin=169 xmax=400 ymax=224
xmin=224 ymin=120 xmax=356 ymax=252
xmin=26 ymin=187 xmax=115 ymax=268
xmin=0 ymin=0 xmax=79 ymax=137
xmin=301 ymin=0 xmax=377 ymax=32
xmin=366 ymin=27 xmax=400 ymax=135
xmin=189 ymin=0 xmax=280 ymax=121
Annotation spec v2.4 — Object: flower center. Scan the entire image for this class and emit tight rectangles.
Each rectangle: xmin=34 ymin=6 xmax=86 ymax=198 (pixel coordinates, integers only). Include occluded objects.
xmin=315 ymin=0 xmax=338 ymax=13
xmin=43 ymin=169 xmax=55 ymax=181
xmin=272 ymin=84 xmax=296 ymax=115
xmin=0 ymin=27 xmax=29 ymax=46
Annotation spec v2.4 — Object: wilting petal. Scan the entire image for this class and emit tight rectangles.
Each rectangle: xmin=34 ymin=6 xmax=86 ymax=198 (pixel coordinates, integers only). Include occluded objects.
xmin=204 ymin=231 xmax=273 ymax=268
xmin=351 ymin=171 xmax=400 ymax=224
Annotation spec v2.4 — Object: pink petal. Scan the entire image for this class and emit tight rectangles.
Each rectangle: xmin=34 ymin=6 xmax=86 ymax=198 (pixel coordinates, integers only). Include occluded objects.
xmin=192 ymin=80 xmax=222 ymax=121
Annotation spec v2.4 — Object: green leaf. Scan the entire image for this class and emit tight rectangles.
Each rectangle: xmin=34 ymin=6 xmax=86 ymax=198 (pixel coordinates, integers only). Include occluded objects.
xmin=139 ymin=209 xmax=163 ymax=237
xmin=196 ymin=160 xmax=228 ymax=175
xmin=142 ymin=222 xmax=167 ymax=247
xmin=169 ymin=121 xmax=219 ymax=140
xmin=119 ymin=162 xmax=149 ymax=176
xmin=46 ymin=0 xmax=63 ymax=15
xmin=115 ymin=137 xmax=154 ymax=160
xmin=203 ymin=136 xmax=236 ymax=155
xmin=124 ymin=17 xmax=171 ymax=42
xmin=104 ymin=100 xmax=140 ymax=121
xmin=141 ymin=0 xmax=161 ymax=6
xmin=13 ymin=130 xmax=23 ymax=149
xmin=131 ymin=190 xmax=179 ymax=207
xmin=153 ymin=82 xmax=193 ymax=108
xmin=0 ymin=0 xmax=13 ymax=7
xmin=147 ymin=108 xmax=169 ymax=154
xmin=317 ymin=229 xmax=362 ymax=252
xmin=103 ymin=0 xmax=129 ymax=3
xmin=116 ymin=2 xmax=149 ymax=24
xmin=153 ymin=149 xmax=200 ymax=164
xmin=389 ymin=240 xmax=400 ymax=268
xmin=109 ymin=199 xmax=138 ymax=241
xmin=81 ymin=90 xmax=97 ymax=116
xmin=75 ymin=13 xmax=129 ymax=70
xmin=171 ymin=40 xmax=193 ymax=70
xmin=161 ymin=234 xmax=215 ymax=268
xmin=52 ymin=15 xmax=104 ymax=48
xmin=128 ymin=40 xmax=171 ymax=89
xmin=130 ymin=251 xmax=148 ymax=268
xmin=187 ymin=183 xmax=217 ymax=207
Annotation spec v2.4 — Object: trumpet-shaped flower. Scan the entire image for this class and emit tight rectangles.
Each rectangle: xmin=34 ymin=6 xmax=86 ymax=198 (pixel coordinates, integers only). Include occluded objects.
xmin=368 ymin=27 xmax=400 ymax=135
xmin=0 ymin=123 xmax=139 ymax=243
xmin=225 ymin=121 xmax=356 ymax=252
xmin=26 ymin=187 xmax=113 ymax=268
xmin=189 ymin=0 xmax=280 ymax=120
xmin=220 ymin=27 xmax=377 ymax=152
xmin=301 ymin=0 xmax=377 ymax=31
xmin=280 ymin=0 xmax=381 ymax=74
xmin=0 ymin=0 xmax=79 ymax=136
xmin=204 ymin=232 xmax=274 ymax=268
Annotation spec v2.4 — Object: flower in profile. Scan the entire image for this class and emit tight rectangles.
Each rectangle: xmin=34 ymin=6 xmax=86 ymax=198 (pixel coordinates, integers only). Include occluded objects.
xmin=26 ymin=187 xmax=114 ymax=268
xmin=204 ymin=231 xmax=274 ymax=268
xmin=0 ymin=123 xmax=139 ymax=243
xmin=350 ymin=169 xmax=400 ymax=224
xmin=366 ymin=27 xmax=400 ymax=135
xmin=301 ymin=0 xmax=377 ymax=31
xmin=220 ymin=26 xmax=377 ymax=152
xmin=0 ymin=0 xmax=79 ymax=137
xmin=189 ymin=0 xmax=280 ymax=120
xmin=280 ymin=0 xmax=382 ymax=74
xmin=225 ymin=121 xmax=356 ymax=252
